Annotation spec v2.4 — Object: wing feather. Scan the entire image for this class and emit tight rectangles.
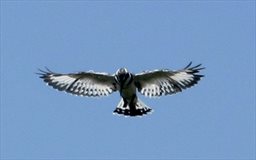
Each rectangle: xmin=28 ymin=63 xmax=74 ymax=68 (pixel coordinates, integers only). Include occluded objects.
xmin=134 ymin=62 xmax=204 ymax=97
xmin=38 ymin=68 xmax=117 ymax=97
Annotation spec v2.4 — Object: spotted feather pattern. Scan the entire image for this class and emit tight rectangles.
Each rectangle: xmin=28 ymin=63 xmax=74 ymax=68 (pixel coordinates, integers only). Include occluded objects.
xmin=38 ymin=68 xmax=116 ymax=97
xmin=134 ymin=62 xmax=204 ymax=97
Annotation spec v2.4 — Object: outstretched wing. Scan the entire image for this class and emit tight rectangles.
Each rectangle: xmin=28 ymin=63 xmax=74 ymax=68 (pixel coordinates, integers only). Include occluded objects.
xmin=38 ymin=68 xmax=117 ymax=97
xmin=134 ymin=62 xmax=204 ymax=97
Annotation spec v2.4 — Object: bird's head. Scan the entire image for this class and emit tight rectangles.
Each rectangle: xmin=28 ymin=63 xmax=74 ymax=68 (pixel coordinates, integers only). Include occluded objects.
xmin=116 ymin=68 xmax=128 ymax=75
xmin=115 ymin=68 xmax=130 ymax=83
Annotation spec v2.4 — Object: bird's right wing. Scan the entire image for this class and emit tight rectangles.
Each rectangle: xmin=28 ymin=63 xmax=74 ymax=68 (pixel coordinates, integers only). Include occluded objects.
xmin=134 ymin=62 xmax=204 ymax=97
xmin=38 ymin=68 xmax=117 ymax=97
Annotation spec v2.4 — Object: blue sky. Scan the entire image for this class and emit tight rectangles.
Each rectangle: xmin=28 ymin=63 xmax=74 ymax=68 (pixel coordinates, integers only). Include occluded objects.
xmin=1 ymin=1 xmax=255 ymax=159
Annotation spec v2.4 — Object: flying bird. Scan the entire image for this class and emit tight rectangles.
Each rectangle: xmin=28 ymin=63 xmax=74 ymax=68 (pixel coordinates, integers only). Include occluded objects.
xmin=38 ymin=62 xmax=204 ymax=117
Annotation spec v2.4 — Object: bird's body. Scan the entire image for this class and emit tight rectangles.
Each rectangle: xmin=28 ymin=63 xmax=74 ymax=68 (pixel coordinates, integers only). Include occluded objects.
xmin=38 ymin=62 xmax=204 ymax=117
xmin=113 ymin=69 xmax=151 ymax=116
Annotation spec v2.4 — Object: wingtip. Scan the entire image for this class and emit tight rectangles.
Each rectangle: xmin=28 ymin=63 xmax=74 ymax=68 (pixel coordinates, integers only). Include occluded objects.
xmin=36 ymin=67 xmax=54 ymax=77
xmin=184 ymin=61 xmax=193 ymax=69
xmin=37 ymin=67 xmax=53 ymax=73
xmin=184 ymin=62 xmax=205 ymax=70
xmin=44 ymin=67 xmax=53 ymax=73
xmin=36 ymin=68 xmax=45 ymax=75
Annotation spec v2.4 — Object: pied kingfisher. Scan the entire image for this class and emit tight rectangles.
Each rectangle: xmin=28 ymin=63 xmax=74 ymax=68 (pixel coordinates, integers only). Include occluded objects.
xmin=38 ymin=62 xmax=204 ymax=117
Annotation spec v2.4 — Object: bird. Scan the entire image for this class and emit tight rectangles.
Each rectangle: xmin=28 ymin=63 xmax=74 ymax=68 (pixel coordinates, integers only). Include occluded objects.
xmin=38 ymin=62 xmax=204 ymax=117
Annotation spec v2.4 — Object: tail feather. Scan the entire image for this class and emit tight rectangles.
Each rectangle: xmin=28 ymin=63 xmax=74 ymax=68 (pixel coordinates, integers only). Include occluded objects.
xmin=113 ymin=98 xmax=152 ymax=116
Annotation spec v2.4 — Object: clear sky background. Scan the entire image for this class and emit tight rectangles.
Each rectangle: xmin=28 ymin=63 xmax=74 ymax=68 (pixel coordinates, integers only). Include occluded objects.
xmin=1 ymin=1 xmax=255 ymax=160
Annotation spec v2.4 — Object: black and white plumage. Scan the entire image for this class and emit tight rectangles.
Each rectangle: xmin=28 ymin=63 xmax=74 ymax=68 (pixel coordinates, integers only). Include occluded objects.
xmin=38 ymin=62 xmax=204 ymax=117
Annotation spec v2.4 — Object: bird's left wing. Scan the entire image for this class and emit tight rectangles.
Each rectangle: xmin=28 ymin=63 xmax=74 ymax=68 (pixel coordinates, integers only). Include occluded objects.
xmin=38 ymin=68 xmax=117 ymax=97
xmin=134 ymin=62 xmax=204 ymax=97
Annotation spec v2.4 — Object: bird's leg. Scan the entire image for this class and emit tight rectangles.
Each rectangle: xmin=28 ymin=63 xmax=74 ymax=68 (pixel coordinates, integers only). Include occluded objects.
xmin=129 ymin=94 xmax=137 ymax=112
xmin=122 ymin=98 xmax=128 ymax=108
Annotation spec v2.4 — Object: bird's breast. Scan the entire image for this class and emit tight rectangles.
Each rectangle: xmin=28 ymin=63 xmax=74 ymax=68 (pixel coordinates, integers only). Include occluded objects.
xmin=120 ymin=83 xmax=136 ymax=99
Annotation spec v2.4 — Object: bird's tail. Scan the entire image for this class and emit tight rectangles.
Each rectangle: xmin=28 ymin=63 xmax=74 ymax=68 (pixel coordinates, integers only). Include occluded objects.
xmin=113 ymin=98 xmax=152 ymax=117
